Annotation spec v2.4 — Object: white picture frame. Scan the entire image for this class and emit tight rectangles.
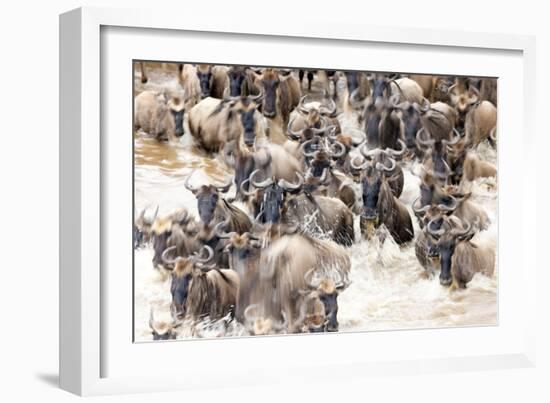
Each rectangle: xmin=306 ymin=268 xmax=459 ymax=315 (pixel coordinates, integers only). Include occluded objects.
xmin=59 ymin=6 xmax=537 ymax=396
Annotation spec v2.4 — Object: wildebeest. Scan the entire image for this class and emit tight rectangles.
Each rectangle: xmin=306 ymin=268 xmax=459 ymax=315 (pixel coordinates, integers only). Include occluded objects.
xmin=356 ymin=158 xmax=414 ymax=244
xmin=224 ymin=138 xmax=302 ymax=203
xmin=227 ymin=66 xmax=257 ymax=97
xmin=426 ymin=216 xmax=495 ymax=288
xmin=134 ymin=90 xmax=186 ymax=141
xmin=184 ymin=175 xmax=252 ymax=233
xmin=194 ymin=64 xmax=229 ymax=99
xmin=360 ymin=96 xmax=405 ymax=151
xmin=165 ymin=245 xmax=239 ymax=321
xmin=253 ymin=68 xmax=301 ymax=143
xmin=178 ymin=64 xmax=202 ymax=108
xmin=218 ymin=225 xmax=351 ymax=332
xmin=188 ymin=94 xmax=265 ymax=152
xmin=150 ymin=208 xmax=201 ymax=270
xmin=134 ymin=206 xmax=158 ymax=249
xmin=245 ymin=170 xmax=355 ymax=246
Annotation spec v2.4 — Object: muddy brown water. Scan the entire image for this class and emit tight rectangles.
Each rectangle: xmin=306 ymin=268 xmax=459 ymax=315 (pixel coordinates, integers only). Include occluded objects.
xmin=133 ymin=65 xmax=498 ymax=342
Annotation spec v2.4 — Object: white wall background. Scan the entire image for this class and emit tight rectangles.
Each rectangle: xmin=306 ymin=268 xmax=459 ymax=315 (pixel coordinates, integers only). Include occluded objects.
xmin=0 ymin=0 xmax=547 ymax=401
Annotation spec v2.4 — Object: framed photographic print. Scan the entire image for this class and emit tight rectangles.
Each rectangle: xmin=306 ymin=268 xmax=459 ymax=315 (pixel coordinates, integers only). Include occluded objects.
xmin=60 ymin=6 xmax=537 ymax=396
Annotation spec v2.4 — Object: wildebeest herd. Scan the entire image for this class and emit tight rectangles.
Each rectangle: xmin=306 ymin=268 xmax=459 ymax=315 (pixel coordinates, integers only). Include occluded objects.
xmin=133 ymin=62 xmax=498 ymax=341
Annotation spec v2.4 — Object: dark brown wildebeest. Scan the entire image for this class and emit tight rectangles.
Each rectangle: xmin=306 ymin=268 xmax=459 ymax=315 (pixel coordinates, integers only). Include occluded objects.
xmin=425 ymin=216 xmax=495 ymax=288
xmin=356 ymin=157 xmax=414 ymax=244
xmin=164 ymin=245 xmax=239 ymax=321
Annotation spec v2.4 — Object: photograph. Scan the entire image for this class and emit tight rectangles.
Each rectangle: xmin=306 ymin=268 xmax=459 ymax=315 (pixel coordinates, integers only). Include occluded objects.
xmin=132 ymin=61 xmax=498 ymax=341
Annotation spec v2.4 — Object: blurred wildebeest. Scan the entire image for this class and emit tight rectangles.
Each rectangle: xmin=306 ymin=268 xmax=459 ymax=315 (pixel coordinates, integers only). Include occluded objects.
xmin=194 ymin=64 xmax=229 ymax=99
xmin=359 ymin=95 xmax=405 ymax=151
xmin=354 ymin=157 xmax=414 ymax=244
xmin=178 ymin=64 xmax=202 ymax=107
xmin=188 ymin=94 xmax=265 ymax=152
xmin=416 ymin=128 xmax=461 ymax=185
xmin=429 ymin=76 xmax=455 ymax=103
xmin=134 ymin=90 xmax=186 ymax=141
xmin=165 ymin=245 xmax=239 ymax=321
xmin=447 ymin=138 xmax=497 ymax=184
xmin=253 ymin=68 xmax=301 ymax=143
xmin=134 ymin=206 xmax=158 ymax=249
xmin=409 ymin=75 xmax=434 ymax=99
xmin=464 ymin=98 xmax=497 ymax=148
xmin=426 ymin=216 xmax=495 ymax=288
xmin=218 ymin=224 xmax=351 ymax=332
xmin=480 ymin=78 xmax=497 ymax=106
xmin=150 ymin=208 xmax=201 ymax=270
xmin=138 ymin=61 xmax=148 ymax=83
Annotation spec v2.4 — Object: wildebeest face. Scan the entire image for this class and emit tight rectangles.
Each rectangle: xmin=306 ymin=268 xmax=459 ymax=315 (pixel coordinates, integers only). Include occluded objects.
xmin=170 ymin=271 xmax=192 ymax=320
xmin=364 ymin=100 xmax=383 ymax=147
xmin=151 ymin=329 xmax=176 ymax=341
xmin=319 ymin=292 xmax=339 ymax=332
xmin=196 ymin=186 xmax=219 ymax=226
xmin=402 ymin=104 xmax=421 ymax=149
xmin=196 ymin=67 xmax=213 ymax=98
xmin=170 ymin=109 xmax=185 ymax=137
xmin=257 ymin=70 xmax=280 ymax=118
xmin=228 ymin=69 xmax=246 ymax=97
xmin=310 ymin=155 xmax=331 ymax=178
xmin=436 ymin=237 xmax=455 ymax=286
xmin=261 ymin=185 xmax=285 ymax=223
xmin=239 ymin=108 xmax=257 ymax=146
xmin=361 ymin=173 xmax=382 ymax=220
xmin=371 ymin=75 xmax=390 ymax=101
xmin=419 ymin=182 xmax=434 ymax=206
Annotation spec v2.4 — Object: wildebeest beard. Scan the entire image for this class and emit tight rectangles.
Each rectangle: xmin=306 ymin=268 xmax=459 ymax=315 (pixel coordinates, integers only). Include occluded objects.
xmin=319 ymin=292 xmax=339 ymax=332
xmin=260 ymin=185 xmax=285 ymax=224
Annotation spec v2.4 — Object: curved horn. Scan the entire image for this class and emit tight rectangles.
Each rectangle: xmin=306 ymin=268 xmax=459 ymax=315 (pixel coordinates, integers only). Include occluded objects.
xmin=442 ymin=128 xmax=461 ymax=146
xmin=329 ymin=141 xmax=346 ymax=159
xmin=451 ymin=217 xmax=472 ymax=238
xmin=250 ymin=169 xmax=274 ymax=189
xmin=161 ymin=245 xmax=179 ymax=266
xmin=214 ymin=220 xmax=236 ymax=239
xmin=385 ymin=139 xmax=407 ymax=158
xmin=319 ymin=97 xmax=337 ymax=116
xmin=287 ymin=116 xmax=304 ymax=140
xmin=297 ymin=95 xmax=310 ymax=115
xmin=240 ymin=177 xmax=258 ymax=197
xmin=416 ymin=128 xmax=434 ymax=147
xmin=301 ymin=138 xmax=321 ymax=158
xmin=278 ymin=172 xmax=304 ymax=191
xmin=350 ymin=155 xmax=369 ymax=171
xmin=250 ymin=89 xmax=264 ymax=103
xmin=427 ymin=218 xmax=446 ymax=237
xmin=215 ymin=177 xmax=233 ymax=193
xmin=360 ymin=143 xmax=383 ymax=159
xmin=438 ymin=195 xmax=458 ymax=213
xmin=375 ymin=157 xmax=396 ymax=172
xmin=194 ymin=245 xmax=214 ymax=264
xmin=412 ymin=197 xmax=431 ymax=215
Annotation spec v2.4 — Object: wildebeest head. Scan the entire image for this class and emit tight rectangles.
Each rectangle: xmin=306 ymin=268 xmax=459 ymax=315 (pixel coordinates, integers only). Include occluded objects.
xmin=254 ymin=68 xmax=292 ymax=118
xmin=246 ymin=169 xmax=304 ymax=224
xmin=302 ymin=269 xmax=348 ymax=332
xmin=185 ymin=176 xmax=232 ymax=227
xmin=399 ymin=101 xmax=422 ymax=150
xmin=426 ymin=216 xmax=473 ymax=286
xmin=362 ymin=97 xmax=385 ymax=148
xmin=227 ymin=66 xmax=249 ymax=97
xmin=165 ymin=245 xmax=215 ymax=320
xmin=244 ymin=305 xmax=288 ymax=335
xmin=167 ymin=95 xmax=186 ymax=137
xmin=217 ymin=226 xmax=263 ymax=273
xmin=232 ymin=95 xmax=263 ymax=147
xmin=149 ymin=309 xmax=178 ymax=340
xmin=196 ymin=64 xmax=214 ymax=98
xmin=150 ymin=209 xmax=192 ymax=269
xmin=367 ymin=73 xmax=395 ymax=101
